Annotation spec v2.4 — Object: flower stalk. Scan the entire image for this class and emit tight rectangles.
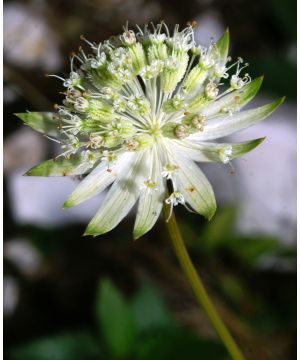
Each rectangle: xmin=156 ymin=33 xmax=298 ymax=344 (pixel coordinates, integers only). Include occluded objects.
xmin=163 ymin=202 xmax=245 ymax=360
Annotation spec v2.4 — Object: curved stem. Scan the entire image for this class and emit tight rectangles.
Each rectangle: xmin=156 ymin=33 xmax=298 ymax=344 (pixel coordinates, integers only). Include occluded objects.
xmin=163 ymin=204 xmax=246 ymax=360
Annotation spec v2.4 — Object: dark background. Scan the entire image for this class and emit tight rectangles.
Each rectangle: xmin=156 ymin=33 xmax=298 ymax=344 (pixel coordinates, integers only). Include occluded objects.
xmin=4 ymin=0 xmax=296 ymax=359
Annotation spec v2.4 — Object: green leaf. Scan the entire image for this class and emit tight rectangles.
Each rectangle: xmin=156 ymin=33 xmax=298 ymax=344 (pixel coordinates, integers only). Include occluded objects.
xmin=135 ymin=329 xmax=227 ymax=360
xmin=15 ymin=112 xmax=60 ymax=137
xmin=131 ymin=283 xmax=172 ymax=332
xmin=191 ymin=97 xmax=285 ymax=141
xmin=219 ymin=274 xmax=245 ymax=304
xmin=25 ymin=153 xmax=99 ymax=177
xmin=230 ymin=236 xmax=280 ymax=266
xmin=200 ymin=207 xmax=237 ymax=252
xmin=10 ymin=331 xmax=101 ymax=360
xmin=95 ymin=279 xmax=136 ymax=359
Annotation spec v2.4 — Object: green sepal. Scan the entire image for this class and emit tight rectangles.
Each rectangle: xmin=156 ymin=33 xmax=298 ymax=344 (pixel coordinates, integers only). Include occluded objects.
xmin=128 ymin=43 xmax=147 ymax=73
xmin=163 ymin=97 xmax=185 ymax=113
xmin=102 ymin=136 xmax=123 ymax=148
xmin=161 ymin=122 xmax=178 ymax=139
xmin=188 ymin=93 xmax=209 ymax=112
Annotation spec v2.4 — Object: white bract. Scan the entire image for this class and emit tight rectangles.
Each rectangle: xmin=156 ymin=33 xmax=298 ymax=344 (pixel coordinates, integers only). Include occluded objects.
xmin=16 ymin=22 xmax=284 ymax=239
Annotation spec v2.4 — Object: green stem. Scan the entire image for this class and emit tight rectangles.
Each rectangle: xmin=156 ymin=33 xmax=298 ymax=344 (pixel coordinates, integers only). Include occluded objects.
xmin=163 ymin=205 xmax=246 ymax=360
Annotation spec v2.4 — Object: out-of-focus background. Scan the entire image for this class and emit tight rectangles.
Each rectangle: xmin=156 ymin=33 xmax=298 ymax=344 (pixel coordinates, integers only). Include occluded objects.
xmin=3 ymin=0 xmax=296 ymax=359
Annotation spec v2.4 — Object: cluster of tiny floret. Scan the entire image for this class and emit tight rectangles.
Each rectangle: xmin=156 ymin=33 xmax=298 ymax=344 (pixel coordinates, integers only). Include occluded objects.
xmin=48 ymin=22 xmax=251 ymax=210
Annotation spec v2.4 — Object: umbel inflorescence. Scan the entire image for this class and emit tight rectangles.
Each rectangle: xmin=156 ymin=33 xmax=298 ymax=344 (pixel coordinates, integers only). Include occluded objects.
xmin=17 ymin=22 xmax=283 ymax=239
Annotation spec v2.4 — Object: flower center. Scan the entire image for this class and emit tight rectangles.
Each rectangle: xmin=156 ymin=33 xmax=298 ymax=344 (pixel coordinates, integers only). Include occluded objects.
xmin=146 ymin=122 xmax=162 ymax=138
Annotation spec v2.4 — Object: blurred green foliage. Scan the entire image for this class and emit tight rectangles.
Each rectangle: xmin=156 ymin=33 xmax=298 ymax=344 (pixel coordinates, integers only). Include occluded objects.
xmin=5 ymin=203 xmax=295 ymax=360
xmin=97 ymin=279 xmax=137 ymax=359
xmin=251 ymin=0 xmax=296 ymax=100
xmin=181 ymin=206 xmax=296 ymax=334
xmin=10 ymin=279 xmax=228 ymax=360
xmin=271 ymin=0 xmax=296 ymax=39
xmin=9 ymin=332 xmax=101 ymax=360
xmin=184 ymin=206 xmax=295 ymax=268
xmin=251 ymin=56 xmax=296 ymax=101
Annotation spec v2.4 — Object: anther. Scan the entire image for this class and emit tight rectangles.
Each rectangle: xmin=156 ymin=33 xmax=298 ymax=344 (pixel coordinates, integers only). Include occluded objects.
xmin=175 ymin=124 xmax=189 ymax=139
xmin=187 ymin=20 xmax=198 ymax=28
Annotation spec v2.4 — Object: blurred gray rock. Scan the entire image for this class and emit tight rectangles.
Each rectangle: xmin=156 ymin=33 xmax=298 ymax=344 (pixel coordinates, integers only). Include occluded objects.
xmin=4 ymin=238 xmax=43 ymax=278
xmin=3 ymin=276 xmax=19 ymax=317
xmin=194 ymin=12 xmax=224 ymax=46
xmin=7 ymin=168 xmax=104 ymax=226
xmin=4 ymin=2 xmax=61 ymax=70
xmin=4 ymin=127 xmax=47 ymax=175
xmin=205 ymin=98 xmax=296 ymax=244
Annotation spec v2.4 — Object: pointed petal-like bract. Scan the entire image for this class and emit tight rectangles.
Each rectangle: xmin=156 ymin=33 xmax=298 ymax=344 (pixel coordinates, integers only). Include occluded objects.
xmin=189 ymin=97 xmax=285 ymax=141
xmin=200 ymin=76 xmax=263 ymax=117
xmin=167 ymin=143 xmax=216 ymax=219
xmin=133 ymin=147 xmax=165 ymax=240
xmin=63 ymin=151 xmax=134 ymax=208
xmin=15 ymin=112 xmax=60 ymax=137
xmin=215 ymin=28 xmax=229 ymax=65
xmin=173 ymin=137 xmax=265 ymax=163
xmin=84 ymin=151 xmax=147 ymax=236
xmin=25 ymin=152 xmax=100 ymax=176
xmin=229 ymin=137 xmax=265 ymax=159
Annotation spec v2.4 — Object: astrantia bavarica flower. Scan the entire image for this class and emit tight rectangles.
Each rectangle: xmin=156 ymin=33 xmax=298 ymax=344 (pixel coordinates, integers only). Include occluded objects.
xmin=16 ymin=23 xmax=284 ymax=239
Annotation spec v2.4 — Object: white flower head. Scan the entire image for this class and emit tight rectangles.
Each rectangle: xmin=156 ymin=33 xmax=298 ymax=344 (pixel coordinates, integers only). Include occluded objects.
xmin=17 ymin=23 xmax=284 ymax=239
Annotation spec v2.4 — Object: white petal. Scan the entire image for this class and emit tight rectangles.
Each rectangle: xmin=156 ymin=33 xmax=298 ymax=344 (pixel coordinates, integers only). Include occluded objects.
xmin=84 ymin=150 xmax=147 ymax=236
xmin=64 ymin=151 xmax=134 ymax=208
xmin=166 ymin=140 xmax=216 ymax=219
xmin=133 ymin=146 xmax=165 ymax=239
xmin=189 ymin=98 xmax=284 ymax=141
